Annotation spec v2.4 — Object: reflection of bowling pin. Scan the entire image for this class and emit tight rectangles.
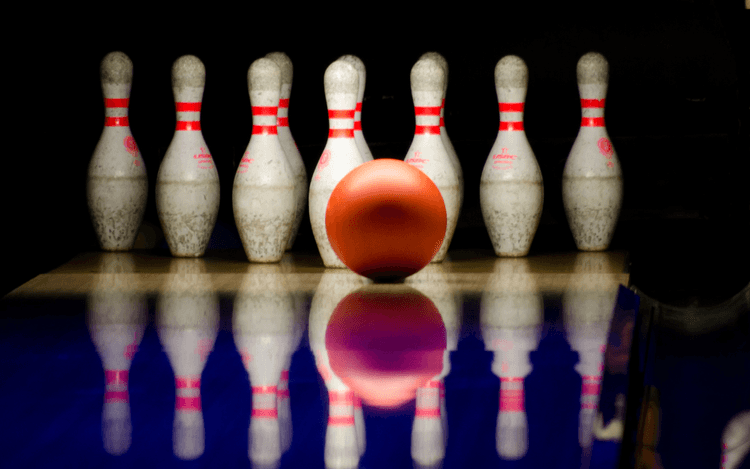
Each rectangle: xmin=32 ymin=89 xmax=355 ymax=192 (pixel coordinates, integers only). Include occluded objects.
xmin=480 ymin=258 xmax=543 ymax=460
xmin=309 ymin=60 xmax=364 ymax=268
xmin=233 ymin=58 xmax=295 ymax=263
xmin=562 ymin=252 xmax=620 ymax=449
xmin=407 ymin=263 xmax=461 ymax=450
xmin=87 ymin=253 xmax=147 ymax=455
xmin=233 ymin=264 xmax=296 ymax=467
xmin=156 ymin=258 xmax=219 ymax=460
xmin=480 ymin=55 xmax=543 ymax=257
xmin=419 ymin=52 xmax=463 ymax=216
xmin=338 ymin=55 xmax=373 ymax=162
xmin=265 ymin=52 xmax=308 ymax=251
xmin=156 ymin=55 xmax=220 ymax=257
xmin=310 ymin=271 xmax=370 ymax=468
xmin=722 ymin=410 xmax=750 ymax=469
xmin=562 ymin=52 xmax=622 ymax=251
xmin=404 ymin=56 xmax=460 ymax=263
xmin=87 ymin=52 xmax=148 ymax=252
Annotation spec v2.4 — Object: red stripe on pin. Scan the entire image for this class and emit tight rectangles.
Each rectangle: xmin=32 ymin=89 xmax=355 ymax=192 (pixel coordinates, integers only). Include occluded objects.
xmin=425 ymin=381 xmax=441 ymax=388
xmin=353 ymin=121 xmax=362 ymax=131
xmin=176 ymin=102 xmax=201 ymax=112
xmin=356 ymin=102 xmax=362 ymax=112
xmin=499 ymin=103 xmax=524 ymax=112
xmin=105 ymin=98 xmax=129 ymax=108
xmin=105 ymin=391 xmax=129 ymax=403
xmin=415 ymin=125 xmax=441 ymax=135
xmin=415 ymin=408 xmax=441 ymax=417
xmin=277 ymin=389 xmax=290 ymax=398
xmin=280 ymin=370 xmax=289 ymax=380
xmin=252 ymin=386 xmax=278 ymax=394
xmin=105 ymin=117 xmax=129 ymax=127
xmin=105 ymin=370 xmax=129 ymax=385
xmin=252 ymin=125 xmax=278 ymax=135
xmin=328 ymin=416 xmax=355 ymax=426
xmin=500 ymin=377 xmax=524 ymax=383
xmin=329 ymin=390 xmax=354 ymax=404
xmin=581 ymin=117 xmax=605 ymax=127
xmin=500 ymin=390 xmax=525 ymax=412
xmin=329 ymin=109 xmax=355 ymax=118
xmin=329 ymin=128 xmax=354 ymax=138
xmin=252 ymin=408 xmax=279 ymax=418
xmin=354 ymin=396 xmax=362 ymax=408
xmin=582 ymin=383 xmax=601 ymax=396
xmin=252 ymin=106 xmax=278 ymax=116
xmin=581 ymin=99 xmax=605 ymax=108
xmin=415 ymin=106 xmax=441 ymax=116
xmin=176 ymin=121 xmax=201 ymax=131
xmin=279 ymin=99 xmax=289 ymax=108
xmin=499 ymin=121 xmax=524 ymax=131
xmin=176 ymin=376 xmax=201 ymax=389
xmin=277 ymin=117 xmax=289 ymax=127
xmin=176 ymin=396 xmax=201 ymax=411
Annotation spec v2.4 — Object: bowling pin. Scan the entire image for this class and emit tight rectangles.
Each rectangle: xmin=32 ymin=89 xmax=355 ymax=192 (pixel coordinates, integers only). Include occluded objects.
xmin=480 ymin=55 xmax=544 ymax=257
xmin=156 ymin=258 xmax=219 ymax=460
xmin=233 ymin=58 xmax=296 ymax=263
xmin=420 ymin=52 xmax=464 ymax=214
xmin=562 ymin=52 xmax=622 ymax=251
xmin=87 ymin=51 xmax=148 ymax=251
xmin=309 ymin=60 xmax=364 ymax=268
xmin=338 ymin=55 xmax=373 ymax=161
xmin=404 ymin=56 xmax=460 ymax=262
xmin=233 ymin=264 xmax=297 ymax=467
xmin=562 ymin=252 xmax=620 ymax=449
xmin=87 ymin=253 xmax=147 ymax=455
xmin=407 ymin=264 xmax=461 ymax=447
xmin=156 ymin=55 xmax=220 ymax=257
xmin=265 ymin=52 xmax=308 ymax=251
xmin=480 ymin=258 xmax=543 ymax=460
xmin=722 ymin=410 xmax=750 ymax=469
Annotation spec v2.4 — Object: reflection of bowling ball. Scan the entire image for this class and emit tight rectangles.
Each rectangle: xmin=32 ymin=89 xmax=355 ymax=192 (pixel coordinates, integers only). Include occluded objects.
xmin=325 ymin=159 xmax=446 ymax=281
xmin=326 ymin=286 xmax=447 ymax=408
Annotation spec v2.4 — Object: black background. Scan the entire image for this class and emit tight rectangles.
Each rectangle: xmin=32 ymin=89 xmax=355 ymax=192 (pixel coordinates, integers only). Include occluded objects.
xmin=4 ymin=1 xmax=748 ymax=304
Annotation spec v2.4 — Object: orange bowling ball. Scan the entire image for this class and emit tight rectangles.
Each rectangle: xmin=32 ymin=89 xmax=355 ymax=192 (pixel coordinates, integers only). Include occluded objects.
xmin=325 ymin=158 xmax=446 ymax=281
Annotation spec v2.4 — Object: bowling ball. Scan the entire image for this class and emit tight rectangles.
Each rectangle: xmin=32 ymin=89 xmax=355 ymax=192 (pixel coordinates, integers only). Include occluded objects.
xmin=325 ymin=158 xmax=446 ymax=281
xmin=326 ymin=286 xmax=447 ymax=409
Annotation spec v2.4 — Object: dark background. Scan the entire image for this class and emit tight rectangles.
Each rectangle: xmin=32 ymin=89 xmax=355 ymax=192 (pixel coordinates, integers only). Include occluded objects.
xmin=4 ymin=1 xmax=748 ymax=303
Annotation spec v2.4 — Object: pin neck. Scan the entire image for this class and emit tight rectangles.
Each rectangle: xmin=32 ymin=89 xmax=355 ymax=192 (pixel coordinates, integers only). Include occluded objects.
xmin=328 ymin=109 xmax=355 ymax=137
xmin=175 ymin=102 xmax=202 ymax=131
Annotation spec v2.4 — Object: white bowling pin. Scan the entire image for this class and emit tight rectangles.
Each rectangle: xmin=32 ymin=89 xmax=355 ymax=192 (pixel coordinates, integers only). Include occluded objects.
xmin=309 ymin=60 xmax=364 ymax=268
xmin=338 ymin=55 xmax=373 ymax=161
xmin=233 ymin=58 xmax=295 ymax=263
xmin=234 ymin=264 xmax=297 ymax=467
xmin=562 ymin=252 xmax=620 ymax=449
xmin=411 ymin=380 xmax=445 ymax=468
xmin=722 ymin=410 xmax=750 ymax=469
xmin=87 ymin=52 xmax=148 ymax=252
xmin=156 ymin=258 xmax=219 ymax=460
xmin=265 ymin=52 xmax=308 ymax=252
xmin=562 ymin=52 xmax=623 ymax=251
xmin=480 ymin=258 xmax=544 ymax=460
xmin=404 ymin=56 xmax=460 ymax=263
xmin=420 ymin=52 xmax=463 ymax=215
xmin=480 ymin=55 xmax=544 ymax=257
xmin=87 ymin=253 xmax=147 ymax=455
xmin=309 ymin=271 xmax=370 ymax=468
xmin=407 ymin=263 xmax=461 ymax=445
xmin=156 ymin=55 xmax=220 ymax=257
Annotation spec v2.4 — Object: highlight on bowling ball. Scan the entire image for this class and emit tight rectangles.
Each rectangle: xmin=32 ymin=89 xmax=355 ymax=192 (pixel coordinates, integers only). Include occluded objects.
xmin=325 ymin=158 xmax=447 ymax=281
xmin=325 ymin=286 xmax=447 ymax=409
